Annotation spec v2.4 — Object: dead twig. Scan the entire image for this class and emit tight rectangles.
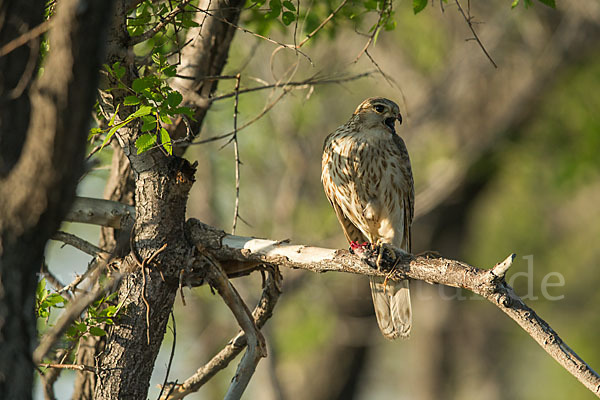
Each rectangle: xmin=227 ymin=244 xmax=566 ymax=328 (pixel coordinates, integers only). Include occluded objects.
xmin=231 ymin=73 xmax=242 ymax=234
xmin=455 ymin=0 xmax=497 ymax=68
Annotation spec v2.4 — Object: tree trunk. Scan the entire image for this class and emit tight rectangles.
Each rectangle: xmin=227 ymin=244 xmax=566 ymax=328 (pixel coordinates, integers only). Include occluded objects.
xmin=92 ymin=1 xmax=244 ymax=396
xmin=0 ymin=0 xmax=114 ymax=398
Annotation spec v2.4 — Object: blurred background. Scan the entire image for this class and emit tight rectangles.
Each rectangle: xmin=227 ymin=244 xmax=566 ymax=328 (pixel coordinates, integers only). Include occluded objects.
xmin=42 ymin=1 xmax=600 ymax=399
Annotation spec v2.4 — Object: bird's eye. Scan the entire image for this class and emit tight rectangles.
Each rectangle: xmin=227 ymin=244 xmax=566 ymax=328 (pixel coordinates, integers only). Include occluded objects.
xmin=374 ymin=105 xmax=385 ymax=113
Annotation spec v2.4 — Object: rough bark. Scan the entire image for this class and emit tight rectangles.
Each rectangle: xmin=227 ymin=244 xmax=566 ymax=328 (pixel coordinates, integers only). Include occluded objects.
xmin=0 ymin=0 xmax=114 ymax=398
xmin=91 ymin=2 xmax=245 ymax=397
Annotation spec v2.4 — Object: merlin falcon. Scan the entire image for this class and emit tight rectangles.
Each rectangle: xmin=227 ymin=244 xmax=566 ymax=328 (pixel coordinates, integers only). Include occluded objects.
xmin=321 ymin=97 xmax=414 ymax=339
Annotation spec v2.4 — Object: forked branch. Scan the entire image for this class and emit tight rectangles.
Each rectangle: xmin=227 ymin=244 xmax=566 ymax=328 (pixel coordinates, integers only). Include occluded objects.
xmin=185 ymin=219 xmax=600 ymax=398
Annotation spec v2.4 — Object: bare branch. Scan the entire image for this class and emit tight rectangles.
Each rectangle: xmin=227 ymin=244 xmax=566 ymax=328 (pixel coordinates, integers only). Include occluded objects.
xmin=200 ymin=251 xmax=267 ymax=400
xmin=64 ymin=196 xmax=135 ymax=228
xmin=162 ymin=267 xmax=281 ymax=400
xmin=51 ymin=231 xmax=110 ymax=258
xmin=208 ymin=71 xmax=376 ymax=103
xmin=230 ymin=73 xmax=242 ymax=234
xmin=185 ymin=219 xmax=600 ymax=397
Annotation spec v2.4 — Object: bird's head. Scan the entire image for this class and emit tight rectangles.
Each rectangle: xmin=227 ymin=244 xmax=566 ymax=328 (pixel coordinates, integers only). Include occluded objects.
xmin=353 ymin=97 xmax=402 ymax=134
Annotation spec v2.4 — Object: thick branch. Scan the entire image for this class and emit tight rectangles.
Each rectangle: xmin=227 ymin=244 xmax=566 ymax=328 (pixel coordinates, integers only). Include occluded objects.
xmin=185 ymin=219 xmax=600 ymax=398
xmin=57 ymin=201 xmax=600 ymax=397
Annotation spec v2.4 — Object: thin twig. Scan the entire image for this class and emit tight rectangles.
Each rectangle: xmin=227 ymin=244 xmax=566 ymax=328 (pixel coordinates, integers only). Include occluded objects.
xmin=352 ymin=3 xmax=386 ymax=63
xmin=208 ymin=71 xmax=375 ymax=103
xmin=192 ymin=89 xmax=289 ymax=145
xmin=365 ymin=49 xmax=396 ymax=88
xmin=131 ymin=238 xmax=169 ymax=346
xmin=297 ymin=0 xmax=348 ymax=48
xmin=39 ymin=363 xmax=96 ymax=373
xmin=231 ymin=73 xmax=242 ymax=234
xmin=454 ymin=0 xmax=497 ymax=68
xmin=189 ymin=5 xmax=313 ymax=65
xmin=157 ymin=311 xmax=177 ymax=400
xmin=187 ymin=72 xmax=375 ymax=146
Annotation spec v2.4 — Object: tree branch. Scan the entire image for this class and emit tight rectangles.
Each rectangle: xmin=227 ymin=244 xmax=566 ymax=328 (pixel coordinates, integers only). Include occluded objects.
xmin=64 ymin=196 xmax=135 ymax=229
xmin=57 ymin=199 xmax=600 ymax=397
xmin=185 ymin=219 xmax=600 ymax=398
xmin=162 ymin=266 xmax=281 ymax=400
xmin=199 ymin=251 xmax=267 ymax=400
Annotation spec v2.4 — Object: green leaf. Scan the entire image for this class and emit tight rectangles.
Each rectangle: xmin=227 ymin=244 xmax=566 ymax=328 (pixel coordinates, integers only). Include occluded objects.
xmin=76 ymin=322 xmax=87 ymax=333
xmin=511 ymin=0 xmax=520 ymax=8
xmin=37 ymin=278 xmax=47 ymax=299
xmin=89 ymin=326 xmax=107 ymax=337
xmin=160 ymin=128 xmax=172 ymax=155
xmin=102 ymin=306 xmax=118 ymax=317
xmin=132 ymin=77 xmax=152 ymax=93
xmin=101 ymin=121 xmax=124 ymax=150
xmin=112 ymin=62 xmax=125 ymax=80
xmin=108 ymin=103 xmax=120 ymax=127
xmin=163 ymin=65 xmax=177 ymax=77
xmin=536 ymin=0 xmax=555 ymax=8
xmin=135 ymin=133 xmax=157 ymax=154
xmin=282 ymin=0 xmax=296 ymax=11
xmin=364 ymin=0 xmax=377 ymax=10
xmin=172 ymin=106 xmax=195 ymax=118
xmin=282 ymin=11 xmax=295 ymax=25
xmin=141 ymin=115 xmax=157 ymax=132
xmin=131 ymin=105 xmax=153 ymax=118
xmin=159 ymin=113 xmax=173 ymax=124
xmin=46 ymin=293 xmax=66 ymax=306
xmin=123 ymin=95 xmax=141 ymax=106
xmin=413 ymin=0 xmax=427 ymax=14
xmin=166 ymin=91 xmax=183 ymax=107
xmin=151 ymin=52 xmax=163 ymax=66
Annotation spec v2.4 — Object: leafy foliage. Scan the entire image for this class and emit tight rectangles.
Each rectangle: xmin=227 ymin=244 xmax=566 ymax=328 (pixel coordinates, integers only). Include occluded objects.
xmin=96 ymin=54 xmax=192 ymax=155
xmin=65 ymin=293 xmax=120 ymax=340
xmin=243 ymin=0 xmax=397 ymax=37
xmin=36 ymin=279 xmax=120 ymax=340
xmin=36 ymin=279 xmax=66 ymax=320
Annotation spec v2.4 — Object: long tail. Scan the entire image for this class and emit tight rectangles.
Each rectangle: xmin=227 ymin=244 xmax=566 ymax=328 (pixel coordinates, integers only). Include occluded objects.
xmin=369 ymin=277 xmax=411 ymax=340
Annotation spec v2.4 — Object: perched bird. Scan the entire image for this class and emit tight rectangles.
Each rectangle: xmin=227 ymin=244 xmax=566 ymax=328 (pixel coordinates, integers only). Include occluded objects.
xmin=321 ymin=97 xmax=414 ymax=339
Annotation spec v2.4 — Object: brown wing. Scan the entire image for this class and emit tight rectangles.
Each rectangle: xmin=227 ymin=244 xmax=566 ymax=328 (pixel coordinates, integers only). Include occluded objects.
xmin=392 ymin=134 xmax=414 ymax=253
xmin=327 ymin=196 xmax=367 ymax=244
